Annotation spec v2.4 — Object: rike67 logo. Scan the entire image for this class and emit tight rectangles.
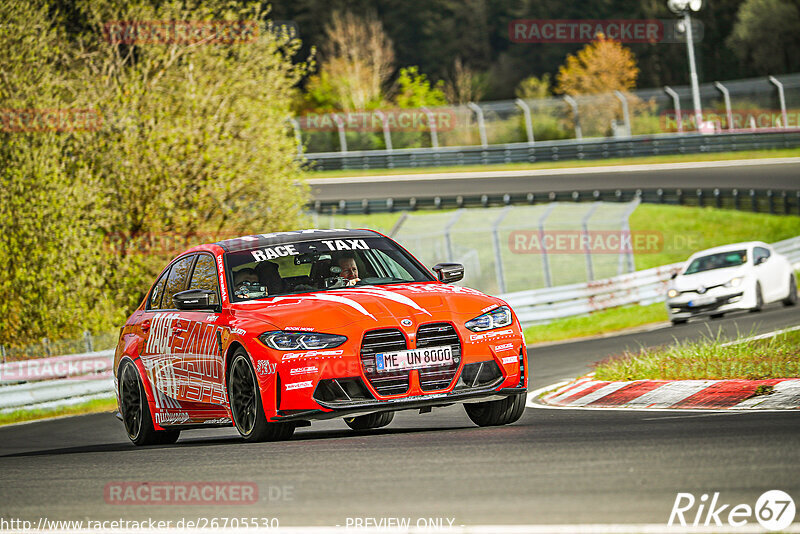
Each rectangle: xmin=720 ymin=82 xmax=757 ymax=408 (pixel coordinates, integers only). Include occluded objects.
xmin=669 ymin=490 xmax=795 ymax=531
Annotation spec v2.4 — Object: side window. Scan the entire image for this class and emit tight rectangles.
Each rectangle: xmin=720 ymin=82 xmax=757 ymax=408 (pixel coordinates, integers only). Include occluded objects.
xmin=148 ymin=269 xmax=170 ymax=310
xmin=754 ymin=247 xmax=770 ymax=264
xmin=162 ymin=255 xmax=196 ymax=310
xmin=188 ymin=254 xmax=220 ymax=306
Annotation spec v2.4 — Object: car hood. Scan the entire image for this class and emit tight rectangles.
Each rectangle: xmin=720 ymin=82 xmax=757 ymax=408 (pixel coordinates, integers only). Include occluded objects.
xmin=228 ymin=283 xmax=504 ymax=330
xmin=674 ymin=266 xmax=746 ymax=291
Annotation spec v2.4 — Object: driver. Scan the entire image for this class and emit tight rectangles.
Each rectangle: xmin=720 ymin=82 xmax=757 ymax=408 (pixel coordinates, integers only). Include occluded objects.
xmin=337 ymin=255 xmax=360 ymax=286
xmin=233 ymin=268 xmax=266 ymax=298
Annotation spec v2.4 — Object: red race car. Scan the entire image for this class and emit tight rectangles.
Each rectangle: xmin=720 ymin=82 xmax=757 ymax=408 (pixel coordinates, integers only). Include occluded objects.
xmin=114 ymin=229 xmax=528 ymax=445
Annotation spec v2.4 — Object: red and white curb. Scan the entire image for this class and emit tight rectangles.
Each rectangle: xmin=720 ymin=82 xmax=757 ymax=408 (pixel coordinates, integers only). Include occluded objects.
xmin=529 ymin=375 xmax=800 ymax=411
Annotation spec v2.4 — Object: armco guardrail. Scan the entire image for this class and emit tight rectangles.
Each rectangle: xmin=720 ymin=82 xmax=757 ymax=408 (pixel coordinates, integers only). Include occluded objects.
xmin=305 ymin=130 xmax=800 ymax=171
xmin=502 ymin=235 xmax=800 ymax=325
xmin=2 ymin=235 xmax=799 ymax=410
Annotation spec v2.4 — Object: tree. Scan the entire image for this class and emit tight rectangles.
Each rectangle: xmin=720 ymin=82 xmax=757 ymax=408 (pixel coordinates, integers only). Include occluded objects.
xmin=555 ymin=35 xmax=639 ymax=96
xmin=392 ymin=66 xmax=447 ymax=108
xmin=728 ymin=0 xmax=800 ymax=75
xmin=444 ymin=57 xmax=488 ymax=104
xmin=515 ymin=74 xmax=553 ymax=101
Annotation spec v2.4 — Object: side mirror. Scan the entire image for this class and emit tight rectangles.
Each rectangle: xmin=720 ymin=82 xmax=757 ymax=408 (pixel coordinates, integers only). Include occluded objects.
xmin=174 ymin=289 xmax=218 ymax=310
xmin=755 ymin=256 xmax=768 ymax=266
xmin=432 ymin=263 xmax=464 ymax=284
xmin=670 ymin=272 xmax=678 ymax=280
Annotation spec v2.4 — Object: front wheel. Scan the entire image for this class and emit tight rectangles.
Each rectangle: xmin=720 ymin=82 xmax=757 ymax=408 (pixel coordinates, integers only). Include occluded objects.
xmin=119 ymin=360 xmax=180 ymax=446
xmin=344 ymin=411 xmax=394 ymax=430
xmin=228 ymin=350 xmax=295 ymax=442
xmin=750 ymin=282 xmax=763 ymax=313
xmin=783 ymin=275 xmax=797 ymax=306
xmin=670 ymin=318 xmax=688 ymax=326
xmin=464 ymin=392 xmax=526 ymax=427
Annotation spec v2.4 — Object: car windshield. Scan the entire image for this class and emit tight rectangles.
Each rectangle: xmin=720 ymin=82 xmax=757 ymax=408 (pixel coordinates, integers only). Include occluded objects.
xmin=684 ymin=250 xmax=747 ymax=275
xmin=225 ymin=236 xmax=434 ymax=301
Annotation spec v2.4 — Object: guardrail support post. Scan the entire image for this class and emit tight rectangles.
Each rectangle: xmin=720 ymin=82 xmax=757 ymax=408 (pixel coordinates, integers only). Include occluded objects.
xmin=768 ymin=76 xmax=789 ymax=130
xmin=664 ymin=86 xmax=683 ymax=133
xmin=515 ymin=98 xmax=535 ymax=145
xmin=492 ymin=206 xmax=513 ymax=293
xmin=614 ymin=91 xmax=632 ymax=138
xmin=373 ymin=110 xmax=393 ymax=152
xmin=713 ymin=81 xmax=734 ymax=131
xmin=467 ymin=102 xmax=488 ymax=148
xmin=581 ymin=203 xmax=601 ymax=281
xmin=563 ymin=95 xmax=582 ymax=140
xmin=1 ymin=344 xmax=5 ymax=364
xmin=421 ymin=107 xmax=439 ymax=149
xmin=618 ymin=197 xmax=640 ymax=275
xmin=330 ymin=113 xmax=347 ymax=153
xmin=84 ymin=330 xmax=93 ymax=353
xmin=538 ymin=203 xmax=558 ymax=287
xmin=444 ymin=209 xmax=465 ymax=262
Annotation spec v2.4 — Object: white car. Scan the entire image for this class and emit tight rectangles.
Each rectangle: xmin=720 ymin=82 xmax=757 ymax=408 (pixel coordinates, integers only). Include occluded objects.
xmin=666 ymin=241 xmax=797 ymax=325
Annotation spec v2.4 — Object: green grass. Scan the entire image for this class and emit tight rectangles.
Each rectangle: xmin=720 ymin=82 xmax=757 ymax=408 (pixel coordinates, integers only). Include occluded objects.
xmin=0 ymin=396 xmax=117 ymax=426
xmin=593 ymin=328 xmax=800 ymax=381
xmin=305 ymin=148 xmax=800 ymax=178
xmin=523 ymin=303 xmax=668 ymax=345
xmin=629 ymin=205 xmax=800 ymax=270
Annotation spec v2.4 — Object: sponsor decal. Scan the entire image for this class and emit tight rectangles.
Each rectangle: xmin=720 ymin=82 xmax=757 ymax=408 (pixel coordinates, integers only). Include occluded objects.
xmin=250 ymin=244 xmax=299 ymax=261
xmin=501 ymin=356 xmax=518 ymax=365
xmin=204 ymin=417 xmax=232 ymax=425
xmin=154 ymin=411 xmax=190 ymax=425
xmin=469 ymin=328 xmax=514 ymax=342
xmin=231 ymin=327 xmax=246 ymax=336
xmin=320 ymin=239 xmax=369 ymax=251
xmin=284 ymin=326 xmax=315 ymax=331
xmin=481 ymin=304 xmax=499 ymax=313
xmin=289 ymin=366 xmax=318 ymax=376
xmin=668 ymin=490 xmax=795 ymax=531
xmin=104 ymin=481 xmax=259 ymax=505
xmin=205 ymin=315 xmax=218 ymax=322
xmin=216 ymin=255 xmax=228 ymax=302
xmin=285 ymin=380 xmax=313 ymax=391
xmin=255 ymin=360 xmax=276 ymax=376
xmin=281 ymin=349 xmax=344 ymax=361
xmin=494 ymin=343 xmax=515 ymax=353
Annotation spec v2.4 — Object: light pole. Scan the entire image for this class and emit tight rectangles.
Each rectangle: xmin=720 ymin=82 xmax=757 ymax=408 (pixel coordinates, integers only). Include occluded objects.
xmin=668 ymin=0 xmax=703 ymax=131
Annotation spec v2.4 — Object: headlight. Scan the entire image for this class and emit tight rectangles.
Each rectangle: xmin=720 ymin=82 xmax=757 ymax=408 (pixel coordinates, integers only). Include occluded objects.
xmin=667 ymin=289 xmax=679 ymax=298
xmin=259 ymin=331 xmax=347 ymax=351
xmin=465 ymin=305 xmax=512 ymax=332
xmin=724 ymin=277 xmax=743 ymax=288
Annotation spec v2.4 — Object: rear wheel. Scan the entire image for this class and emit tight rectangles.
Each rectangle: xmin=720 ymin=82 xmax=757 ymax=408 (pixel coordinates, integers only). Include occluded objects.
xmin=750 ymin=283 xmax=763 ymax=313
xmin=671 ymin=318 xmax=688 ymax=326
xmin=709 ymin=313 xmax=725 ymax=319
xmin=228 ymin=350 xmax=295 ymax=442
xmin=783 ymin=275 xmax=797 ymax=306
xmin=464 ymin=392 xmax=526 ymax=427
xmin=119 ymin=360 xmax=180 ymax=446
xmin=344 ymin=411 xmax=394 ymax=431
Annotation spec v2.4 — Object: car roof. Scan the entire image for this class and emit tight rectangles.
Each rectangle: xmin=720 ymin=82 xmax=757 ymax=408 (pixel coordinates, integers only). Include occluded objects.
xmin=687 ymin=241 xmax=768 ymax=259
xmin=215 ymin=228 xmax=382 ymax=252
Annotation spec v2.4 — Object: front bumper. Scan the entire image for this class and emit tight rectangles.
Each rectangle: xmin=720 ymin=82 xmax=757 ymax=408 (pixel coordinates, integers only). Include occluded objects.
xmin=667 ymin=291 xmax=745 ymax=318
xmin=269 ymin=384 xmax=528 ymax=423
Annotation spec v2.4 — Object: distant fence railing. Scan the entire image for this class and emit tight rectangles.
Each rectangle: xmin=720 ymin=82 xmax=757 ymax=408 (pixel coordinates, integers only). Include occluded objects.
xmin=502 ymin=234 xmax=800 ymax=326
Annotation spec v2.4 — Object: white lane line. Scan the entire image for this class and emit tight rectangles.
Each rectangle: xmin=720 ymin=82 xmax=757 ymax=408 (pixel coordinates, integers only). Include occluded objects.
xmin=563 ymin=381 xmax=631 ymax=406
xmin=720 ymin=324 xmax=800 ymax=347
xmin=731 ymin=380 xmax=800 ymax=410
xmin=619 ymin=380 xmax=713 ymax=408
xmin=305 ymin=157 xmax=800 ymax=185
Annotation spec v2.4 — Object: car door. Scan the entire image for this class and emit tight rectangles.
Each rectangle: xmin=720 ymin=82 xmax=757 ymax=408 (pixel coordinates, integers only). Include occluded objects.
xmin=139 ymin=254 xmax=196 ymax=416
xmin=753 ymin=246 xmax=784 ymax=302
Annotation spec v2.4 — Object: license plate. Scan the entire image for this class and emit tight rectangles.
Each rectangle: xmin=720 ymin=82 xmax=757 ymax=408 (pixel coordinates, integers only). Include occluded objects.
xmin=375 ymin=346 xmax=453 ymax=372
xmin=689 ymin=296 xmax=715 ymax=307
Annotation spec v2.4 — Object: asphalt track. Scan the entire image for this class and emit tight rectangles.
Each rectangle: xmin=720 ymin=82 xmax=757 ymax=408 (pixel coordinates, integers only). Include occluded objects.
xmin=307 ymin=158 xmax=800 ymax=201
xmin=2 ymin=303 xmax=799 ymax=528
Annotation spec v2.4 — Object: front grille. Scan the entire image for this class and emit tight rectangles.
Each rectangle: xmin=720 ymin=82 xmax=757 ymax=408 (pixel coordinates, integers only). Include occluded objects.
xmin=416 ymin=323 xmax=461 ymax=391
xmin=673 ymin=292 xmax=743 ymax=312
xmin=360 ymin=329 xmax=410 ymax=396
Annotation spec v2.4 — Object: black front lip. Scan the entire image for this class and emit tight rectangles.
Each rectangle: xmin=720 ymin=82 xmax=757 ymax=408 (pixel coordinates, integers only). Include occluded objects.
xmin=268 ymin=385 xmax=528 ymax=423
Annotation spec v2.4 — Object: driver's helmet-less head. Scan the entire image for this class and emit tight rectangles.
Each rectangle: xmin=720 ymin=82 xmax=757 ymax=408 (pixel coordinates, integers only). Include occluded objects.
xmin=234 ymin=280 xmax=267 ymax=299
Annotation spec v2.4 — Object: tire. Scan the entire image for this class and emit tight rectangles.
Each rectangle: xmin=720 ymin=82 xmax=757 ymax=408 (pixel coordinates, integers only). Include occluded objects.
xmin=344 ymin=411 xmax=394 ymax=431
xmin=750 ymin=282 xmax=763 ymax=313
xmin=709 ymin=313 xmax=725 ymax=319
xmin=119 ymin=360 xmax=180 ymax=446
xmin=783 ymin=275 xmax=798 ymax=306
xmin=228 ymin=350 xmax=295 ymax=442
xmin=464 ymin=392 xmax=526 ymax=427
xmin=671 ymin=318 xmax=688 ymax=326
